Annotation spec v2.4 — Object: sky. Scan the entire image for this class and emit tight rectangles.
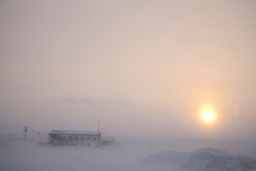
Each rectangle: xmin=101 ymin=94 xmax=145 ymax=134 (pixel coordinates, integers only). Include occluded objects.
xmin=0 ymin=0 xmax=256 ymax=141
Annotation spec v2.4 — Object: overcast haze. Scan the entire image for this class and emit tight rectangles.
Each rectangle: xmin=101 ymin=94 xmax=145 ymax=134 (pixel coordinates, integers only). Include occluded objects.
xmin=0 ymin=0 xmax=256 ymax=141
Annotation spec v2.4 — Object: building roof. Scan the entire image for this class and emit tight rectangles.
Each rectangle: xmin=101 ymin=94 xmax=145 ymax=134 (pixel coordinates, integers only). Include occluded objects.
xmin=49 ymin=130 xmax=100 ymax=135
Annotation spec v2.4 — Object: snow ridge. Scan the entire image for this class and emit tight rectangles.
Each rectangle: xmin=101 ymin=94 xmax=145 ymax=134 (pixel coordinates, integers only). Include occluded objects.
xmin=139 ymin=148 xmax=256 ymax=171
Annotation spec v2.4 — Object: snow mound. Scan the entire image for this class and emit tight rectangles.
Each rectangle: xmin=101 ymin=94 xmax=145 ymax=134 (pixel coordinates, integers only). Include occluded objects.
xmin=139 ymin=148 xmax=256 ymax=171
xmin=190 ymin=147 xmax=234 ymax=157
xmin=138 ymin=150 xmax=185 ymax=169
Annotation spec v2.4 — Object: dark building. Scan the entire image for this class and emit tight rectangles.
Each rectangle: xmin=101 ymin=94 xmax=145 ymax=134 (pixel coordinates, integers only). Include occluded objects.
xmin=48 ymin=130 xmax=101 ymax=146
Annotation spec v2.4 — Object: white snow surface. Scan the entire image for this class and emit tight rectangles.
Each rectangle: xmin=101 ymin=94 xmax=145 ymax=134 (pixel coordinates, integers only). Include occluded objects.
xmin=0 ymin=139 xmax=168 ymax=171
xmin=139 ymin=148 xmax=256 ymax=171
xmin=1 ymin=139 xmax=256 ymax=171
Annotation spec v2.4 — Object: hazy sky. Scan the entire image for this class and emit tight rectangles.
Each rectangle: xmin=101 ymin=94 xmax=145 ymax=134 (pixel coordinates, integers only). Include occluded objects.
xmin=1 ymin=0 xmax=256 ymax=140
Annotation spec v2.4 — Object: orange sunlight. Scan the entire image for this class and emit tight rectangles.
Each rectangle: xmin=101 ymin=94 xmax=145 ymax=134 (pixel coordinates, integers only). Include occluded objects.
xmin=200 ymin=105 xmax=217 ymax=125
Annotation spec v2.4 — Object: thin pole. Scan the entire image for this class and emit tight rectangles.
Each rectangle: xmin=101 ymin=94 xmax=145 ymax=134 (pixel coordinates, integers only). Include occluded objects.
xmin=98 ymin=118 xmax=100 ymax=132
xmin=23 ymin=126 xmax=28 ymax=142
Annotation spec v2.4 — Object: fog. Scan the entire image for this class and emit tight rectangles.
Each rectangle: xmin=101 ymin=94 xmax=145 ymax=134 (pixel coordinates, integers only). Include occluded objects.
xmin=0 ymin=0 xmax=256 ymax=170
xmin=1 ymin=138 xmax=256 ymax=171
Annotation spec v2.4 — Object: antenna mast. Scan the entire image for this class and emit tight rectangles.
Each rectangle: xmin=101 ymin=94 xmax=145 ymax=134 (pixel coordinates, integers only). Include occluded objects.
xmin=23 ymin=126 xmax=28 ymax=142
xmin=98 ymin=118 xmax=100 ymax=132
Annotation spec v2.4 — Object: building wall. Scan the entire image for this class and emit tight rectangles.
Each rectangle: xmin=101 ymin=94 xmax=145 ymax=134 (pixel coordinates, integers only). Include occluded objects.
xmin=48 ymin=134 xmax=100 ymax=146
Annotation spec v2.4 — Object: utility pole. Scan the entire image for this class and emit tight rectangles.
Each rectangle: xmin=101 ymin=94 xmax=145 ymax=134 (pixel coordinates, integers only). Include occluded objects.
xmin=23 ymin=126 xmax=28 ymax=142
xmin=98 ymin=118 xmax=101 ymax=145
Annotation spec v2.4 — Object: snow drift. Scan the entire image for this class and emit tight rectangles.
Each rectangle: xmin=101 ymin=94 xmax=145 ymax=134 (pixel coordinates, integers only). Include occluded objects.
xmin=139 ymin=148 xmax=256 ymax=171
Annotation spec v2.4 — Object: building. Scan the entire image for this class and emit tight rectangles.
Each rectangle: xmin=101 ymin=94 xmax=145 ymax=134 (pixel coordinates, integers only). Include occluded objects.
xmin=48 ymin=130 xmax=101 ymax=146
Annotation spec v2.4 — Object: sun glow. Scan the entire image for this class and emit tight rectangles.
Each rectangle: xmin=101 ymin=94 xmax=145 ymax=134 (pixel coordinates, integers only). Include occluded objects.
xmin=200 ymin=106 xmax=217 ymax=124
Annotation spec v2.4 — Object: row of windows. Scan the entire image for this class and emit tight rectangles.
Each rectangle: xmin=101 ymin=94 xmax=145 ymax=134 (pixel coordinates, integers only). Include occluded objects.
xmin=62 ymin=136 xmax=98 ymax=141
xmin=53 ymin=142 xmax=95 ymax=146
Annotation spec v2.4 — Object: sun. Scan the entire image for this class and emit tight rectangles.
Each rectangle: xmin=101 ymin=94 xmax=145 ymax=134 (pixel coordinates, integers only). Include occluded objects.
xmin=200 ymin=106 xmax=217 ymax=124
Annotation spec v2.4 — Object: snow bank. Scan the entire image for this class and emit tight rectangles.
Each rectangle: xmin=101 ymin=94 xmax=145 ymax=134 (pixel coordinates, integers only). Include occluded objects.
xmin=139 ymin=148 xmax=256 ymax=171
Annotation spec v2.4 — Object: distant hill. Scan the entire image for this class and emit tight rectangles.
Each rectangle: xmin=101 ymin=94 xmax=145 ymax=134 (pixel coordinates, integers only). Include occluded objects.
xmin=138 ymin=148 xmax=256 ymax=171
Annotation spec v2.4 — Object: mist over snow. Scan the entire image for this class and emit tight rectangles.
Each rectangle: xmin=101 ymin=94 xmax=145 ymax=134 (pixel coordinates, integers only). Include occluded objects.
xmin=139 ymin=148 xmax=256 ymax=171
xmin=1 ymin=137 xmax=256 ymax=171
xmin=0 ymin=138 xmax=168 ymax=171
xmin=1 ymin=0 xmax=256 ymax=171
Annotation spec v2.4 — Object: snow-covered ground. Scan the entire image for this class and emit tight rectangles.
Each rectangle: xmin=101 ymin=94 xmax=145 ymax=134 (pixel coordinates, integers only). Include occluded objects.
xmin=1 ymin=138 xmax=256 ymax=171
xmin=139 ymin=148 xmax=256 ymax=171
xmin=0 ymin=139 xmax=169 ymax=171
